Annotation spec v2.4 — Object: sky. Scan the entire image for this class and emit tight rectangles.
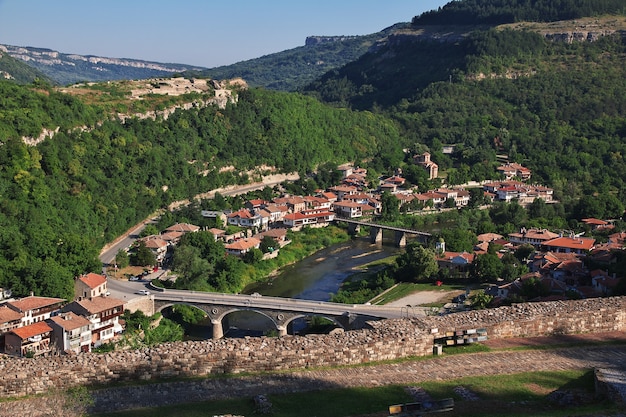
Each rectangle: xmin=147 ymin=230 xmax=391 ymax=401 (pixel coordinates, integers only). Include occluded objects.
xmin=0 ymin=0 xmax=449 ymax=68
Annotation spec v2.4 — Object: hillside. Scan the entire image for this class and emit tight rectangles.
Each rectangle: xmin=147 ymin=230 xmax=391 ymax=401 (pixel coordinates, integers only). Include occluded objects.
xmin=0 ymin=48 xmax=52 ymax=84
xmin=0 ymin=77 xmax=404 ymax=300
xmin=1 ymin=0 xmax=626 ymax=301
xmin=0 ymin=44 xmax=207 ymax=85
xmin=191 ymin=25 xmax=404 ymax=91
xmin=2 ymin=25 xmax=402 ymax=90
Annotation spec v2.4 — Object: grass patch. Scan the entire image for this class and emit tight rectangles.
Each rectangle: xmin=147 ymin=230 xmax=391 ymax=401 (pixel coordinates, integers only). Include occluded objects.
xmin=92 ymin=369 xmax=621 ymax=417
xmin=370 ymin=282 xmax=463 ymax=305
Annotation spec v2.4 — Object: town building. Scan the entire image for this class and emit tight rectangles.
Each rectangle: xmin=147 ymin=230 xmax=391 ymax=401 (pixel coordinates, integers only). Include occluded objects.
xmin=75 ymin=272 xmax=108 ymax=300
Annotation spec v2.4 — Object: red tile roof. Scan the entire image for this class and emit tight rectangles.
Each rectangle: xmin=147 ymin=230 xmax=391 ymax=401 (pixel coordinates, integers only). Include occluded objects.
xmin=10 ymin=321 xmax=53 ymax=339
xmin=225 ymin=237 xmax=261 ymax=251
xmin=8 ymin=296 xmax=65 ymax=313
xmin=543 ymin=236 xmax=596 ymax=251
xmin=0 ymin=305 xmax=23 ymax=324
xmin=49 ymin=312 xmax=91 ymax=331
xmin=74 ymin=297 xmax=124 ymax=314
xmin=78 ymin=273 xmax=106 ymax=289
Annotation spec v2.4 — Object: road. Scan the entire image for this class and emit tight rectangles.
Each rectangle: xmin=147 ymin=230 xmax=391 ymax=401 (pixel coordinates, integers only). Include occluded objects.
xmin=99 ymin=173 xmax=299 ymax=267
xmin=152 ymin=288 xmax=428 ymax=319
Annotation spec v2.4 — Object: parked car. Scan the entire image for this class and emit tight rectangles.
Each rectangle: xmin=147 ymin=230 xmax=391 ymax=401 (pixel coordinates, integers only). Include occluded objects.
xmin=136 ymin=290 xmax=150 ymax=296
xmin=129 ymin=276 xmax=140 ymax=281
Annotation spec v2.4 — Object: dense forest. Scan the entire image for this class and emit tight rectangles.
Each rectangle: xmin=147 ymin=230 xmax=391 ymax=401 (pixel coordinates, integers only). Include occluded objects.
xmin=1 ymin=0 xmax=626 ymax=300
xmin=304 ymin=24 xmax=626 ymax=205
xmin=413 ymin=0 xmax=626 ymax=25
xmin=193 ymin=29 xmax=398 ymax=91
xmin=0 ymin=81 xmax=403 ymax=299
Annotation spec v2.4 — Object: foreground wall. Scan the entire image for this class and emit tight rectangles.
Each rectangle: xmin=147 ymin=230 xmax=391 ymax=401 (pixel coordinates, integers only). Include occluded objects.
xmin=0 ymin=296 xmax=624 ymax=399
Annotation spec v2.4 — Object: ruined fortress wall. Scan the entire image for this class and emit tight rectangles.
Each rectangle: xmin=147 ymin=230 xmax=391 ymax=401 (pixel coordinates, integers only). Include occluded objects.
xmin=426 ymin=296 xmax=626 ymax=339
xmin=0 ymin=297 xmax=624 ymax=399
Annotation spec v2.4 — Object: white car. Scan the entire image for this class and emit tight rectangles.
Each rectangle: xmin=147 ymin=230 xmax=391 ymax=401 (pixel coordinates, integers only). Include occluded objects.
xmin=136 ymin=290 xmax=150 ymax=296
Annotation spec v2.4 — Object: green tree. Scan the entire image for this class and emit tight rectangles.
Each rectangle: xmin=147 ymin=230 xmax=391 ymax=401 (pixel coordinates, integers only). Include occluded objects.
xmin=470 ymin=290 xmax=494 ymax=309
xmin=243 ymin=247 xmax=263 ymax=264
xmin=259 ymin=235 xmax=276 ymax=254
xmin=471 ymin=253 xmax=503 ymax=282
xmin=115 ymin=249 xmax=130 ymax=269
xmin=394 ymin=243 xmax=438 ymax=282
xmin=132 ymin=241 xmax=156 ymax=267
xmin=380 ymin=191 xmax=400 ymax=222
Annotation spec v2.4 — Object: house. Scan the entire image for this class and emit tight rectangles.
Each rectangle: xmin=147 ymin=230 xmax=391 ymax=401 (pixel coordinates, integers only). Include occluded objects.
xmin=160 ymin=230 xmax=184 ymax=245
xmin=414 ymin=191 xmax=447 ymax=208
xmin=62 ymin=297 xmax=124 ymax=347
xmin=255 ymin=228 xmax=289 ymax=247
xmin=608 ymin=232 xmax=626 ymax=246
xmin=7 ymin=296 xmax=65 ymax=326
xmin=224 ymin=237 xmax=261 ymax=257
xmin=333 ymin=201 xmax=365 ymax=219
xmin=260 ymin=204 xmax=289 ymax=224
xmin=303 ymin=195 xmax=332 ymax=210
xmin=283 ymin=209 xmax=335 ymax=228
xmin=327 ymin=185 xmax=358 ymax=201
xmin=48 ymin=311 xmax=92 ymax=354
xmin=165 ymin=223 xmax=200 ymax=234
xmin=75 ymin=272 xmax=108 ymax=300
xmin=541 ymin=236 xmax=596 ymax=255
xmin=0 ymin=305 xmax=24 ymax=348
xmin=141 ymin=236 xmax=169 ymax=263
xmin=508 ymin=228 xmax=560 ymax=247
xmin=200 ymin=210 xmax=228 ymax=226
xmin=413 ymin=152 xmax=438 ymax=179
xmin=4 ymin=321 xmax=53 ymax=357
xmin=272 ymin=196 xmax=306 ymax=213
xmin=582 ymin=218 xmax=613 ymax=231
xmin=436 ymin=251 xmax=475 ymax=278
xmin=497 ymin=162 xmax=531 ymax=180
xmin=227 ymin=208 xmax=267 ymax=230
xmin=591 ymin=271 xmax=620 ymax=296
xmin=245 ymin=199 xmax=268 ymax=211
xmin=476 ymin=233 xmax=504 ymax=243
xmin=207 ymin=228 xmax=226 ymax=241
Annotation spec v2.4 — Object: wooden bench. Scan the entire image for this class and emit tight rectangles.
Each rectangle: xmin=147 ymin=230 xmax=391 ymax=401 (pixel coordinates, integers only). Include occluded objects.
xmin=389 ymin=398 xmax=454 ymax=416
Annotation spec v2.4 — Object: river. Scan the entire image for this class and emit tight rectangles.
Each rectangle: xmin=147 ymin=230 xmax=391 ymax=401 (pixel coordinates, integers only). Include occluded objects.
xmin=178 ymin=236 xmax=403 ymax=339
xmin=243 ymin=236 xmax=402 ymax=301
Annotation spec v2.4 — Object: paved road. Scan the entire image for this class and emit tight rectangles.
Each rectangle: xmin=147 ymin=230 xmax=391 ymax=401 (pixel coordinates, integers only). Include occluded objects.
xmin=153 ymin=288 xmax=429 ymax=319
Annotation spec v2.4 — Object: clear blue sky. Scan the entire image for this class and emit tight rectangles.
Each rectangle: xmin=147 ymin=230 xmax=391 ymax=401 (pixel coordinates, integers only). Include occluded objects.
xmin=0 ymin=0 xmax=449 ymax=68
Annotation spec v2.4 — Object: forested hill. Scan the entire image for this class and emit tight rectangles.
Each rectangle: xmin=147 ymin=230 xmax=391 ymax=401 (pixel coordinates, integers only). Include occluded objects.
xmin=413 ymin=0 xmax=626 ymax=25
xmin=0 ymin=50 xmax=52 ymax=84
xmin=184 ymin=26 xmax=401 ymax=91
xmin=0 ymin=80 xmax=403 ymax=299
xmin=301 ymin=0 xmax=626 ymax=230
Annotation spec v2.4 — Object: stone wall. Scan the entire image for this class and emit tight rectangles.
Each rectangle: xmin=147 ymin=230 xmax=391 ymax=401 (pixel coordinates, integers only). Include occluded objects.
xmin=0 ymin=296 xmax=623 ymax=399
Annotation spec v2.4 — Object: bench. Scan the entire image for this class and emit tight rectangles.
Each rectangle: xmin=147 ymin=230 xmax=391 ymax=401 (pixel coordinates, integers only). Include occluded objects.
xmin=389 ymin=398 xmax=454 ymax=416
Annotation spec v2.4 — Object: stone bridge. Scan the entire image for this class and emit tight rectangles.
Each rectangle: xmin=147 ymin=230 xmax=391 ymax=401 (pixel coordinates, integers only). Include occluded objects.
xmin=335 ymin=218 xmax=432 ymax=247
xmin=151 ymin=288 xmax=421 ymax=339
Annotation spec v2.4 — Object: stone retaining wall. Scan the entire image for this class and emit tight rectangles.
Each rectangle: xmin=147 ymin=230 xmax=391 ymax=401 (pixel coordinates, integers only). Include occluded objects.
xmin=0 ymin=296 xmax=624 ymax=399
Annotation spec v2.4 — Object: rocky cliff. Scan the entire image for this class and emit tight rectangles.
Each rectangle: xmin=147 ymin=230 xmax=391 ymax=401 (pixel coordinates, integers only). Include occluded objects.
xmin=0 ymin=44 xmax=207 ymax=85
